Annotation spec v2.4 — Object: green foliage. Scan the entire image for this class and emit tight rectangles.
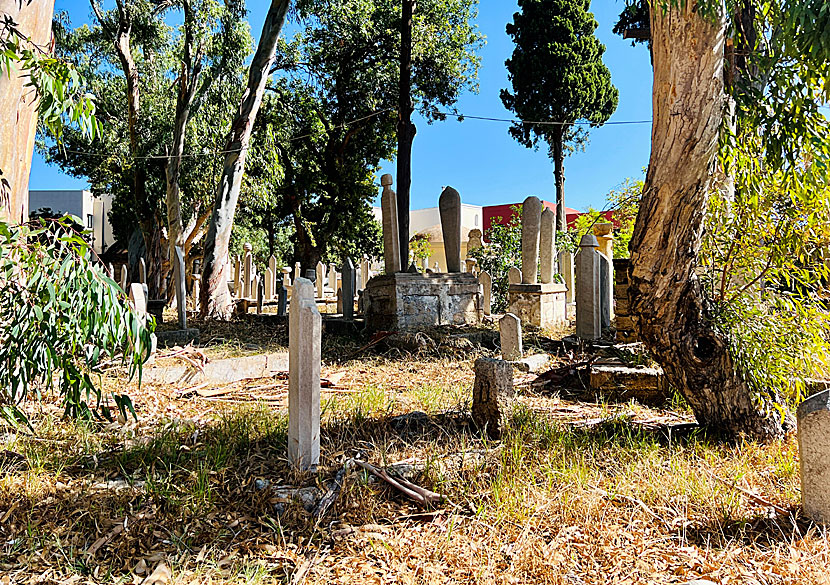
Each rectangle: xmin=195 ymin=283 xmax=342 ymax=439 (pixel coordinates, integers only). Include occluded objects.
xmin=242 ymin=0 xmax=482 ymax=268
xmin=41 ymin=3 xmax=250 ymax=246
xmin=409 ymin=233 xmax=432 ymax=266
xmin=501 ymin=0 xmax=618 ymax=158
xmin=470 ymin=208 xmax=522 ymax=313
xmin=0 ymin=217 xmax=152 ymax=427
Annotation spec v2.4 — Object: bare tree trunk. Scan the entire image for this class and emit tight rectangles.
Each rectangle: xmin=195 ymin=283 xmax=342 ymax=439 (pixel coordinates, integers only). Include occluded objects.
xmin=165 ymin=0 xmax=201 ymax=274
xmin=395 ymin=0 xmax=415 ymax=272
xmin=200 ymin=0 xmax=290 ymax=319
xmin=552 ymin=125 xmax=566 ymax=232
xmin=628 ymin=1 xmax=788 ymax=441
xmin=0 ymin=0 xmax=56 ymax=223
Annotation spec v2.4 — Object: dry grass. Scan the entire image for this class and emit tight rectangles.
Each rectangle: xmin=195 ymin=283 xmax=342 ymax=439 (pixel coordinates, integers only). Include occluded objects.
xmin=1 ymin=324 xmax=828 ymax=584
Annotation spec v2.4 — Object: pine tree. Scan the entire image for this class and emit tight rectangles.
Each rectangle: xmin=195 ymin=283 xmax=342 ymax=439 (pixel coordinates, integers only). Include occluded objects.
xmin=501 ymin=0 xmax=618 ymax=232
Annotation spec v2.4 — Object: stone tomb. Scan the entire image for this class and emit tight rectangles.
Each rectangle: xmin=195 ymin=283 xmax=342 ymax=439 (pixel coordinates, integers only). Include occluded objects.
xmin=363 ymin=272 xmax=481 ymax=333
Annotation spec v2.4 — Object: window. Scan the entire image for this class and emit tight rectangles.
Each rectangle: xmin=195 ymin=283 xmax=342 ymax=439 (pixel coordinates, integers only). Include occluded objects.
xmin=87 ymin=214 xmax=94 ymax=228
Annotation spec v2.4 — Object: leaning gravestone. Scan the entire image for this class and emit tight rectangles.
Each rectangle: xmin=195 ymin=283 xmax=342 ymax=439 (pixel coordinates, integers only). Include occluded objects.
xmin=521 ymin=196 xmax=542 ymax=284
xmin=472 ymin=358 xmax=514 ymax=439
xmin=439 ymin=186 xmax=462 ymax=273
xmin=499 ymin=313 xmax=522 ymax=362
xmin=288 ymin=278 xmax=321 ymax=470
xmin=798 ymin=389 xmax=830 ymax=523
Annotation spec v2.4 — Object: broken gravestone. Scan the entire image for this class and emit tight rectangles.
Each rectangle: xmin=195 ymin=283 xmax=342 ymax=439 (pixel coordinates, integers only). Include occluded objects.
xmin=472 ymin=358 xmax=514 ymax=439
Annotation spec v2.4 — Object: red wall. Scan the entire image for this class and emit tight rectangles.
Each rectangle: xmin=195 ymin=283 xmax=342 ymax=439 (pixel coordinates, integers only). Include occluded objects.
xmin=482 ymin=202 xmax=616 ymax=242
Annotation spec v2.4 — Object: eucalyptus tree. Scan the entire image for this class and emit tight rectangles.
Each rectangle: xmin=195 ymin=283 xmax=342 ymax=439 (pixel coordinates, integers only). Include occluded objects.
xmin=629 ymin=0 xmax=830 ymax=440
xmin=42 ymin=1 xmax=249 ymax=298
xmin=501 ymin=0 xmax=618 ymax=232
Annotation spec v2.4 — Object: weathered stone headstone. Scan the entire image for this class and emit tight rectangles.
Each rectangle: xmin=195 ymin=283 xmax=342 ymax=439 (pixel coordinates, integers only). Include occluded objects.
xmin=305 ymin=268 xmax=316 ymax=282
xmin=467 ymin=228 xmax=483 ymax=254
xmin=521 ymin=196 xmax=542 ymax=284
xmin=558 ymin=250 xmax=575 ymax=304
xmin=243 ymin=243 xmax=253 ymax=299
xmin=360 ymin=256 xmax=371 ymax=290
xmin=265 ymin=267 xmax=274 ymax=301
xmin=540 ymin=207 xmax=556 ymax=284
xmin=107 ymin=263 xmax=114 ymax=279
xmin=256 ymin=275 xmax=264 ymax=314
xmin=465 ymin=257 xmax=477 ymax=275
xmin=341 ymin=256 xmax=356 ymax=321
xmin=119 ymin=264 xmax=128 ymax=292
xmin=381 ymin=174 xmax=401 ymax=274
xmin=173 ymin=246 xmax=187 ymax=330
xmin=277 ymin=285 xmax=288 ymax=316
xmin=575 ymin=234 xmax=601 ymax=340
xmin=499 ymin=312 xmax=522 ymax=361
xmin=439 ymin=186 xmax=462 ymax=273
xmin=798 ymin=389 xmax=830 ymax=523
xmin=598 ymin=252 xmax=612 ymax=329
xmin=288 ymin=278 xmax=321 ymax=470
xmin=472 ymin=358 xmax=514 ymax=439
xmin=282 ymin=266 xmax=292 ymax=290
xmin=269 ymin=255 xmax=277 ymax=293
xmin=479 ymin=270 xmax=492 ymax=316
xmin=128 ymin=282 xmax=147 ymax=320
xmin=594 ymin=222 xmax=615 ymax=322
xmin=336 ymin=287 xmax=343 ymax=314
xmin=294 ymin=261 xmax=302 ymax=283
xmin=316 ymin=262 xmax=325 ymax=298
xmin=138 ymin=258 xmax=147 ymax=284
xmin=508 ymin=266 xmax=522 ymax=285
xmin=328 ymin=263 xmax=337 ymax=294
xmin=233 ymin=255 xmax=241 ymax=296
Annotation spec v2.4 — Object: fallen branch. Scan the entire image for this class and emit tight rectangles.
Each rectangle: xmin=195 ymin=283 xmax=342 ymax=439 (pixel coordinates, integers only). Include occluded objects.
xmin=705 ymin=469 xmax=790 ymax=515
xmin=353 ymin=459 xmax=444 ymax=508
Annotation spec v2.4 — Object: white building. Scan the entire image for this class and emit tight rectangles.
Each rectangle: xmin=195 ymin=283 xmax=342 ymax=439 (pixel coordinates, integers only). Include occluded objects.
xmin=372 ymin=203 xmax=484 ymax=272
xmin=29 ymin=190 xmax=115 ymax=254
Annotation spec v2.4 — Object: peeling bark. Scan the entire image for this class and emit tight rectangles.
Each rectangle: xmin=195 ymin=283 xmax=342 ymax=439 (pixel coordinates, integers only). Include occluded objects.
xmin=200 ymin=0 xmax=290 ymax=319
xmin=628 ymin=1 xmax=789 ymax=441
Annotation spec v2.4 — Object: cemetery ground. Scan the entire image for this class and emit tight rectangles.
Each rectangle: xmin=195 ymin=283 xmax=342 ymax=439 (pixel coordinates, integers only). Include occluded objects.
xmin=1 ymin=317 xmax=828 ymax=585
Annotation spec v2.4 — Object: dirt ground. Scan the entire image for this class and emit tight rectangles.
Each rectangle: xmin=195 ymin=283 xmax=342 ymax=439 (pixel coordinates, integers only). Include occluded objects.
xmin=1 ymin=317 xmax=828 ymax=584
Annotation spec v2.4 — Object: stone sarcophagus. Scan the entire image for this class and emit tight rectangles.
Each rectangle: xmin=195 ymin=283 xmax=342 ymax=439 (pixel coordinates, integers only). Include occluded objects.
xmin=363 ymin=272 xmax=482 ymax=332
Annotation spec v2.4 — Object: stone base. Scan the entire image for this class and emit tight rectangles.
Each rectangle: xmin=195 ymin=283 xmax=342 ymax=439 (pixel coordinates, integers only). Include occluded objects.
xmin=363 ymin=272 xmax=481 ymax=333
xmin=506 ymin=282 xmax=567 ymax=328
xmin=155 ymin=328 xmax=200 ymax=348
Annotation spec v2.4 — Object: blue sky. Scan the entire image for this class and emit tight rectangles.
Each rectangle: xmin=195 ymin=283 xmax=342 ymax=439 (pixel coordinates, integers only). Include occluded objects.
xmin=31 ymin=0 xmax=653 ymax=212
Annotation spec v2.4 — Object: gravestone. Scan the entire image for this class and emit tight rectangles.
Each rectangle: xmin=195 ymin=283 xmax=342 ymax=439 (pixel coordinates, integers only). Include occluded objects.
xmin=508 ymin=266 xmax=522 ymax=285
xmin=316 ymin=262 xmax=325 ymax=298
xmin=499 ymin=313 xmax=522 ymax=361
xmin=173 ymin=246 xmax=187 ymax=330
xmin=479 ymin=270 xmax=492 ymax=316
xmin=798 ymin=389 xmax=830 ymax=523
xmin=361 ymin=256 xmax=371 ymax=290
xmin=288 ymin=278 xmax=321 ymax=470
xmin=540 ymin=207 xmax=556 ymax=284
xmin=328 ymin=263 xmax=337 ymax=294
xmin=129 ymin=282 xmax=147 ymax=320
xmin=521 ymin=196 xmax=542 ymax=284
xmin=269 ymin=256 xmax=277 ymax=295
xmin=256 ymin=276 xmax=264 ymax=314
xmin=594 ymin=223 xmax=615 ymax=322
xmin=465 ymin=257 xmax=477 ymax=275
xmin=192 ymin=276 xmax=200 ymax=314
xmin=598 ymin=252 xmax=612 ymax=329
xmin=472 ymin=358 xmax=514 ymax=439
xmin=138 ymin=258 xmax=147 ymax=284
xmin=336 ymin=287 xmax=343 ymax=314
xmin=265 ymin=267 xmax=273 ymax=301
xmin=277 ymin=285 xmax=288 ymax=316
xmin=119 ymin=264 xmax=128 ymax=292
xmin=381 ymin=174 xmax=402 ymax=274
xmin=243 ymin=243 xmax=253 ymax=299
xmin=341 ymin=256 xmax=356 ymax=321
xmin=575 ymin=234 xmax=601 ymax=340
xmin=439 ymin=186 xmax=462 ymax=273
xmin=233 ymin=255 xmax=241 ymax=296
xmin=294 ymin=262 xmax=302 ymax=284
xmin=282 ymin=267 xmax=292 ymax=290
xmin=558 ymin=250 xmax=575 ymax=304
xmin=467 ymin=228 xmax=483 ymax=254
xmin=305 ymin=269 xmax=316 ymax=282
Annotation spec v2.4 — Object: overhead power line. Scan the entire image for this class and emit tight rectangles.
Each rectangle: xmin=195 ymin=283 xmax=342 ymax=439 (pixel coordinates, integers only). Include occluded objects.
xmin=57 ymin=108 xmax=652 ymax=161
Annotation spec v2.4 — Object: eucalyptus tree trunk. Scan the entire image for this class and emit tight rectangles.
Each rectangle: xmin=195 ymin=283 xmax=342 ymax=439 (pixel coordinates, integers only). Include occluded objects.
xmin=165 ymin=0 xmax=201 ymax=279
xmin=200 ymin=0 xmax=290 ymax=319
xmin=396 ymin=0 xmax=416 ymax=271
xmin=0 ymin=0 xmax=55 ymax=223
xmin=628 ymin=1 xmax=788 ymax=441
